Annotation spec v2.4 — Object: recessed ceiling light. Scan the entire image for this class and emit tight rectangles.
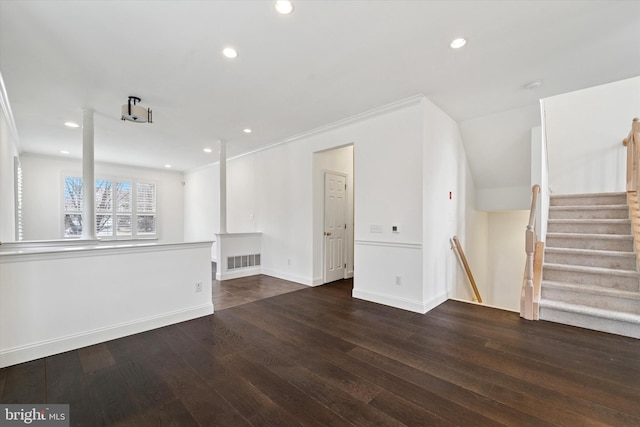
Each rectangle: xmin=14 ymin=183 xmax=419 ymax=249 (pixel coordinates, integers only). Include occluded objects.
xmin=203 ymin=148 xmax=213 ymax=153
xmin=450 ymin=38 xmax=467 ymax=49
xmin=524 ymin=80 xmax=543 ymax=90
xmin=243 ymin=128 xmax=252 ymax=134
xmin=164 ymin=164 xmax=172 ymax=168
xmin=64 ymin=122 xmax=79 ymax=128
xmin=275 ymin=0 xmax=294 ymax=15
xmin=60 ymin=150 xmax=70 ymax=154
xmin=223 ymin=47 xmax=238 ymax=59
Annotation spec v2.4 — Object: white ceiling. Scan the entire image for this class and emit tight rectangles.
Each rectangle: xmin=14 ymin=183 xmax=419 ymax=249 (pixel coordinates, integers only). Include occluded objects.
xmin=1 ymin=1 xmax=639 ymax=188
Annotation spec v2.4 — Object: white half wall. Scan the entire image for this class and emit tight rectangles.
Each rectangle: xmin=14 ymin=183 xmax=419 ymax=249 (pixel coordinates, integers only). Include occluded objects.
xmin=0 ymin=241 xmax=213 ymax=368
xmin=545 ymin=76 xmax=640 ymax=194
xmin=19 ymin=153 xmax=185 ymax=242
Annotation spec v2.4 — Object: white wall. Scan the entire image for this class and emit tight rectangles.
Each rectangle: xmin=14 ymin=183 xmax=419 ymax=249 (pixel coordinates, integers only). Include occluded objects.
xmin=485 ymin=211 xmax=529 ymax=311
xmin=545 ymin=76 xmax=640 ymax=194
xmin=20 ymin=153 xmax=185 ymax=242
xmin=422 ymin=98 xmax=471 ymax=310
xmin=353 ymin=100 xmax=425 ymax=310
xmin=0 ymin=106 xmax=19 ymax=242
xmin=184 ymin=163 xmax=219 ymax=260
xmin=184 ymin=95 xmax=482 ymax=314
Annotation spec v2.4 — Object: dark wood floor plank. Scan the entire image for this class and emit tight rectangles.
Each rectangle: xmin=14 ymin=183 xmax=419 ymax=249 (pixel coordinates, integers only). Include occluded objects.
xmin=247 ymin=406 xmax=305 ymax=427
xmin=369 ymin=390 xmax=457 ymax=427
xmin=157 ymin=361 xmax=251 ymax=427
xmin=219 ymin=309 xmax=384 ymax=404
xmin=85 ymin=365 xmax=140 ymax=426
xmin=155 ymin=323 xmax=278 ymax=420
xmin=437 ymin=300 xmax=640 ymax=362
xmin=397 ymin=326 xmax=635 ymax=426
xmin=407 ymin=320 xmax=640 ymax=422
xmin=347 ymin=346 xmax=555 ymax=427
xmin=45 ymin=351 xmax=97 ymax=427
xmin=222 ymin=353 xmax=352 ymax=426
xmin=431 ymin=302 xmax=640 ymax=379
xmin=77 ymin=343 xmax=116 ymax=374
xmin=178 ymin=314 xmax=247 ymax=357
xmin=0 ymin=359 xmax=45 ymax=403
xmin=110 ymin=399 xmax=199 ymax=427
xmin=239 ymin=345 xmax=403 ymax=426
xmin=1 ymin=277 xmax=639 ymax=426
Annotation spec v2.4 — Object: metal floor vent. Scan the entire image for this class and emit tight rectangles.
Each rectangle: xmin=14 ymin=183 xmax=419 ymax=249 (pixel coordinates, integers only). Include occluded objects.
xmin=227 ymin=254 xmax=261 ymax=270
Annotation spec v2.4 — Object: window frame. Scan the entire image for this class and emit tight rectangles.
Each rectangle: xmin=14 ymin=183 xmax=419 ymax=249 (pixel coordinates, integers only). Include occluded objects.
xmin=62 ymin=175 xmax=158 ymax=240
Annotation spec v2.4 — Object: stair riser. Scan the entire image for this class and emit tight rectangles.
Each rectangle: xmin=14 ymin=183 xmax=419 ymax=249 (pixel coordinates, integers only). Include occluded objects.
xmin=548 ymin=208 xmax=629 ymax=220
xmin=544 ymin=252 xmax=637 ymax=270
xmin=547 ymin=222 xmax=631 ymax=235
xmin=539 ymin=307 xmax=640 ymax=339
xmin=550 ymin=195 xmax=627 ymax=206
xmin=545 ymin=236 xmax=634 ymax=252
xmin=541 ymin=287 xmax=640 ymax=314
xmin=542 ymin=268 xmax=639 ymax=291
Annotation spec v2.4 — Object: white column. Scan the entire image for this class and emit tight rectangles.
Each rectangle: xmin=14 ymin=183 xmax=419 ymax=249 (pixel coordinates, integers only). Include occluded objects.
xmin=82 ymin=108 xmax=96 ymax=240
xmin=219 ymin=140 xmax=227 ymax=234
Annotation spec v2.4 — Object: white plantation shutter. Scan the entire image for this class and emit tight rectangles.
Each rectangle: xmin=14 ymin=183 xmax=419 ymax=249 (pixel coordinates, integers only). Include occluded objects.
xmin=116 ymin=181 xmax=132 ymax=236
xmin=14 ymin=157 xmax=23 ymax=241
xmin=64 ymin=177 xmax=83 ymax=237
xmin=62 ymin=177 xmax=157 ymax=238
xmin=95 ymin=179 xmax=113 ymax=237
xmin=136 ymin=182 xmax=156 ymax=235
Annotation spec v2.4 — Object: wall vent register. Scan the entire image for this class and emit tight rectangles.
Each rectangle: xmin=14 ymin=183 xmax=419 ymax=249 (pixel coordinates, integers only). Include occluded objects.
xmin=227 ymin=254 xmax=261 ymax=270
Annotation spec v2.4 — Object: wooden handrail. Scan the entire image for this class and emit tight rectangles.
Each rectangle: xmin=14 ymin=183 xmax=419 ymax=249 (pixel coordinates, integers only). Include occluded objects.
xmin=623 ymin=118 xmax=640 ymax=192
xmin=623 ymin=118 xmax=640 ymax=268
xmin=521 ymin=184 xmax=543 ymax=320
xmin=451 ymin=236 xmax=482 ymax=303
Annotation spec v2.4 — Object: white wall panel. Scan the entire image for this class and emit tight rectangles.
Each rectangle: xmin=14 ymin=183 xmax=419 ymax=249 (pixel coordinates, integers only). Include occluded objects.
xmin=20 ymin=154 xmax=185 ymax=242
xmin=545 ymin=76 xmax=640 ymax=194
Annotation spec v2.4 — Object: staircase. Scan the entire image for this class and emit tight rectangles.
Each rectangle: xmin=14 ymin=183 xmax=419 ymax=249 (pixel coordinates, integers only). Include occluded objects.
xmin=540 ymin=192 xmax=640 ymax=339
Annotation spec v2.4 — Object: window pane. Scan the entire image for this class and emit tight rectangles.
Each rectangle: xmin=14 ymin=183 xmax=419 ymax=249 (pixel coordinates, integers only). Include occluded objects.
xmin=64 ymin=214 xmax=83 ymax=237
xmin=95 ymin=179 xmax=113 ymax=212
xmin=116 ymin=214 xmax=132 ymax=236
xmin=116 ymin=181 xmax=132 ymax=212
xmin=96 ymin=214 xmax=113 ymax=236
xmin=137 ymin=183 xmax=156 ymax=212
xmin=137 ymin=215 xmax=156 ymax=235
xmin=64 ymin=177 xmax=83 ymax=212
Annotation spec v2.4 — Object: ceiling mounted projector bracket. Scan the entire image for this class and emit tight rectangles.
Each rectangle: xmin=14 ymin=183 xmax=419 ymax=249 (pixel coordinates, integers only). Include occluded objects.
xmin=121 ymin=96 xmax=153 ymax=123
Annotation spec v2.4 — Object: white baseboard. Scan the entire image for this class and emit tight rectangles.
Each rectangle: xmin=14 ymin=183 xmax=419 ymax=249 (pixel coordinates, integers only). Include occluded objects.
xmin=216 ymin=267 xmax=262 ymax=281
xmin=352 ymin=289 xmax=447 ymax=314
xmin=0 ymin=303 xmax=213 ymax=369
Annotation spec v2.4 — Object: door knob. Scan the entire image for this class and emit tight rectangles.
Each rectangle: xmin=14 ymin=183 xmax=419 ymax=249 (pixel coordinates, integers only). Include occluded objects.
xmin=324 ymin=232 xmax=332 ymax=236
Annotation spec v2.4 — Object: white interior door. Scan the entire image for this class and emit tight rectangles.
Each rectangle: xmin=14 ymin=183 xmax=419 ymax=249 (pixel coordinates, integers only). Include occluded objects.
xmin=324 ymin=172 xmax=346 ymax=283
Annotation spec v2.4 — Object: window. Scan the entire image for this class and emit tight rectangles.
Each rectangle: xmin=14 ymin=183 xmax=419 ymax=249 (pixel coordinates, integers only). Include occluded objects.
xmin=63 ymin=176 xmax=157 ymax=239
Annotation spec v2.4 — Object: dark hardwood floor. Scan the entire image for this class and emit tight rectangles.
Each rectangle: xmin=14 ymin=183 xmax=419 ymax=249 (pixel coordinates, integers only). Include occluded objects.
xmin=2 ymin=276 xmax=640 ymax=426
xmin=212 ymin=275 xmax=306 ymax=310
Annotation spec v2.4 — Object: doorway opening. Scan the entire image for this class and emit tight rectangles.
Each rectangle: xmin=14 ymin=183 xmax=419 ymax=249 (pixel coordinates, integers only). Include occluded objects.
xmin=312 ymin=145 xmax=354 ymax=285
